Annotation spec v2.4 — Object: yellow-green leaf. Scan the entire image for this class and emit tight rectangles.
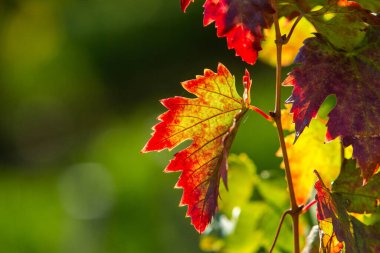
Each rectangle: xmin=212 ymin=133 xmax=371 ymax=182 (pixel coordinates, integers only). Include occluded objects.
xmin=277 ymin=109 xmax=341 ymax=205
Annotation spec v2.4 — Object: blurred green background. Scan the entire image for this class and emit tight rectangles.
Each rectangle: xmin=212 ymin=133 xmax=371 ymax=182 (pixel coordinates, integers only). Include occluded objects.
xmin=0 ymin=0 xmax=294 ymax=252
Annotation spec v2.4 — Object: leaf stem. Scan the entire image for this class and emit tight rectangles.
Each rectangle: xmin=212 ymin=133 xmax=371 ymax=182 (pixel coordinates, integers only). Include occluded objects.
xmin=269 ymin=1 xmax=302 ymax=253
xmin=248 ymin=105 xmax=272 ymax=121
xmin=269 ymin=210 xmax=291 ymax=253
xmin=302 ymin=199 xmax=317 ymax=213
xmin=283 ymin=14 xmax=303 ymax=44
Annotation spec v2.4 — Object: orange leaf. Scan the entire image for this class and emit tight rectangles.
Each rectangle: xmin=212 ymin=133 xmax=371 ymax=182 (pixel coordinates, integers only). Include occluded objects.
xmin=142 ymin=64 xmax=251 ymax=233
xmin=277 ymin=108 xmax=341 ymax=205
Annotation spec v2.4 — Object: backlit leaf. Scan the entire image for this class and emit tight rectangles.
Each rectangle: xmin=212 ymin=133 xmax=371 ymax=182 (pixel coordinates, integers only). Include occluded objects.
xmin=351 ymin=218 xmax=380 ymax=252
xmin=315 ymin=176 xmax=357 ymax=252
xmin=203 ymin=0 xmax=275 ymax=64
xmin=347 ymin=0 xmax=380 ymax=12
xmin=181 ymin=0 xmax=194 ymax=12
xmin=142 ymin=64 xmax=251 ymax=233
xmin=200 ymin=154 xmax=293 ymax=253
xmin=315 ymin=172 xmax=380 ymax=252
xmin=332 ymin=159 xmax=380 ymax=214
xmin=318 ymin=220 xmax=344 ymax=253
xmin=182 ymin=0 xmax=275 ymax=65
xmin=304 ymin=2 xmax=376 ymax=51
xmin=218 ymin=154 xmax=257 ymax=217
xmin=284 ymin=28 xmax=380 ymax=182
xmin=277 ymin=108 xmax=341 ymax=205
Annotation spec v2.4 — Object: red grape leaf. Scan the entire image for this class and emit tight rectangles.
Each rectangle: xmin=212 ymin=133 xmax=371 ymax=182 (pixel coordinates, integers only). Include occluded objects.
xmin=181 ymin=0 xmax=274 ymax=65
xmin=142 ymin=64 xmax=251 ymax=233
xmin=318 ymin=217 xmax=380 ymax=253
xmin=318 ymin=220 xmax=344 ymax=253
xmin=181 ymin=0 xmax=194 ymax=12
xmin=315 ymin=177 xmax=353 ymax=252
xmin=203 ymin=0 xmax=274 ymax=65
xmin=284 ymin=28 xmax=380 ymax=182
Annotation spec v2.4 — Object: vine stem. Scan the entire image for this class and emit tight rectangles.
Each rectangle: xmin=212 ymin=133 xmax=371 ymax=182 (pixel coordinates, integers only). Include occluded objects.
xmin=269 ymin=210 xmax=291 ymax=252
xmin=269 ymin=1 xmax=302 ymax=253
xmin=283 ymin=14 xmax=303 ymax=44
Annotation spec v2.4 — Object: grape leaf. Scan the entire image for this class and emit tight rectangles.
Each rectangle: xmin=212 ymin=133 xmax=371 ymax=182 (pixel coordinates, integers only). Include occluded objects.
xmin=217 ymin=154 xmax=257 ymax=217
xmin=315 ymin=176 xmax=358 ymax=252
xmin=142 ymin=64 xmax=251 ymax=233
xmin=200 ymin=154 xmax=293 ymax=253
xmin=306 ymin=5 xmax=365 ymax=51
xmin=203 ymin=0 xmax=275 ymax=65
xmin=277 ymin=112 xmax=341 ymax=205
xmin=332 ymin=159 xmax=380 ymax=214
xmin=318 ymin=217 xmax=380 ymax=253
xmin=351 ymin=218 xmax=380 ymax=252
xmin=181 ymin=0 xmax=274 ymax=65
xmin=318 ymin=220 xmax=344 ymax=253
xmin=181 ymin=0 xmax=194 ymax=12
xmin=277 ymin=0 xmax=334 ymax=18
xmin=349 ymin=0 xmax=380 ymax=12
xmin=199 ymin=154 xmax=258 ymax=253
xmin=284 ymin=28 xmax=380 ymax=182
xmin=315 ymin=172 xmax=380 ymax=252
xmin=304 ymin=1 xmax=380 ymax=51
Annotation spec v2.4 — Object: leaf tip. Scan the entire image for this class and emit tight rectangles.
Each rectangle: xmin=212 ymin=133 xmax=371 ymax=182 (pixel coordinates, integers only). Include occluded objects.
xmin=217 ymin=63 xmax=229 ymax=76
xmin=243 ymin=69 xmax=252 ymax=105
xmin=180 ymin=0 xmax=193 ymax=13
xmin=140 ymin=146 xmax=148 ymax=154
xmin=293 ymin=132 xmax=300 ymax=144
xmin=140 ymin=140 xmax=156 ymax=153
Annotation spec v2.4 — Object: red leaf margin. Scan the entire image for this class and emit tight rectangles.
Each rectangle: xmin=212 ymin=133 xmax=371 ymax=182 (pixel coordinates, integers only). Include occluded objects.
xmin=181 ymin=0 xmax=274 ymax=65
xmin=181 ymin=0 xmax=193 ymax=12
xmin=283 ymin=28 xmax=380 ymax=182
xmin=142 ymin=64 xmax=252 ymax=233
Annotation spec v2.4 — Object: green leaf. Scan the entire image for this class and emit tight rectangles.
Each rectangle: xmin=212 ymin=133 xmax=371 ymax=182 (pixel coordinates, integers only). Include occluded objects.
xmin=316 ymin=172 xmax=380 ymax=252
xmin=305 ymin=4 xmax=368 ymax=51
xmin=332 ymin=159 xmax=380 ymax=214
xmin=316 ymin=177 xmax=356 ymax=252
xmin=218 ymin=154 xmax=258 ymax=218
xmin=351 ymin=218 xmax=380 ymax=252
xmin=201 ymin=202 xmax=293 ymax=253
xmin=354 ymin=1 xmax=380 ymax=12
xmin=200 ymin=154 xmax=292 ymax=253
